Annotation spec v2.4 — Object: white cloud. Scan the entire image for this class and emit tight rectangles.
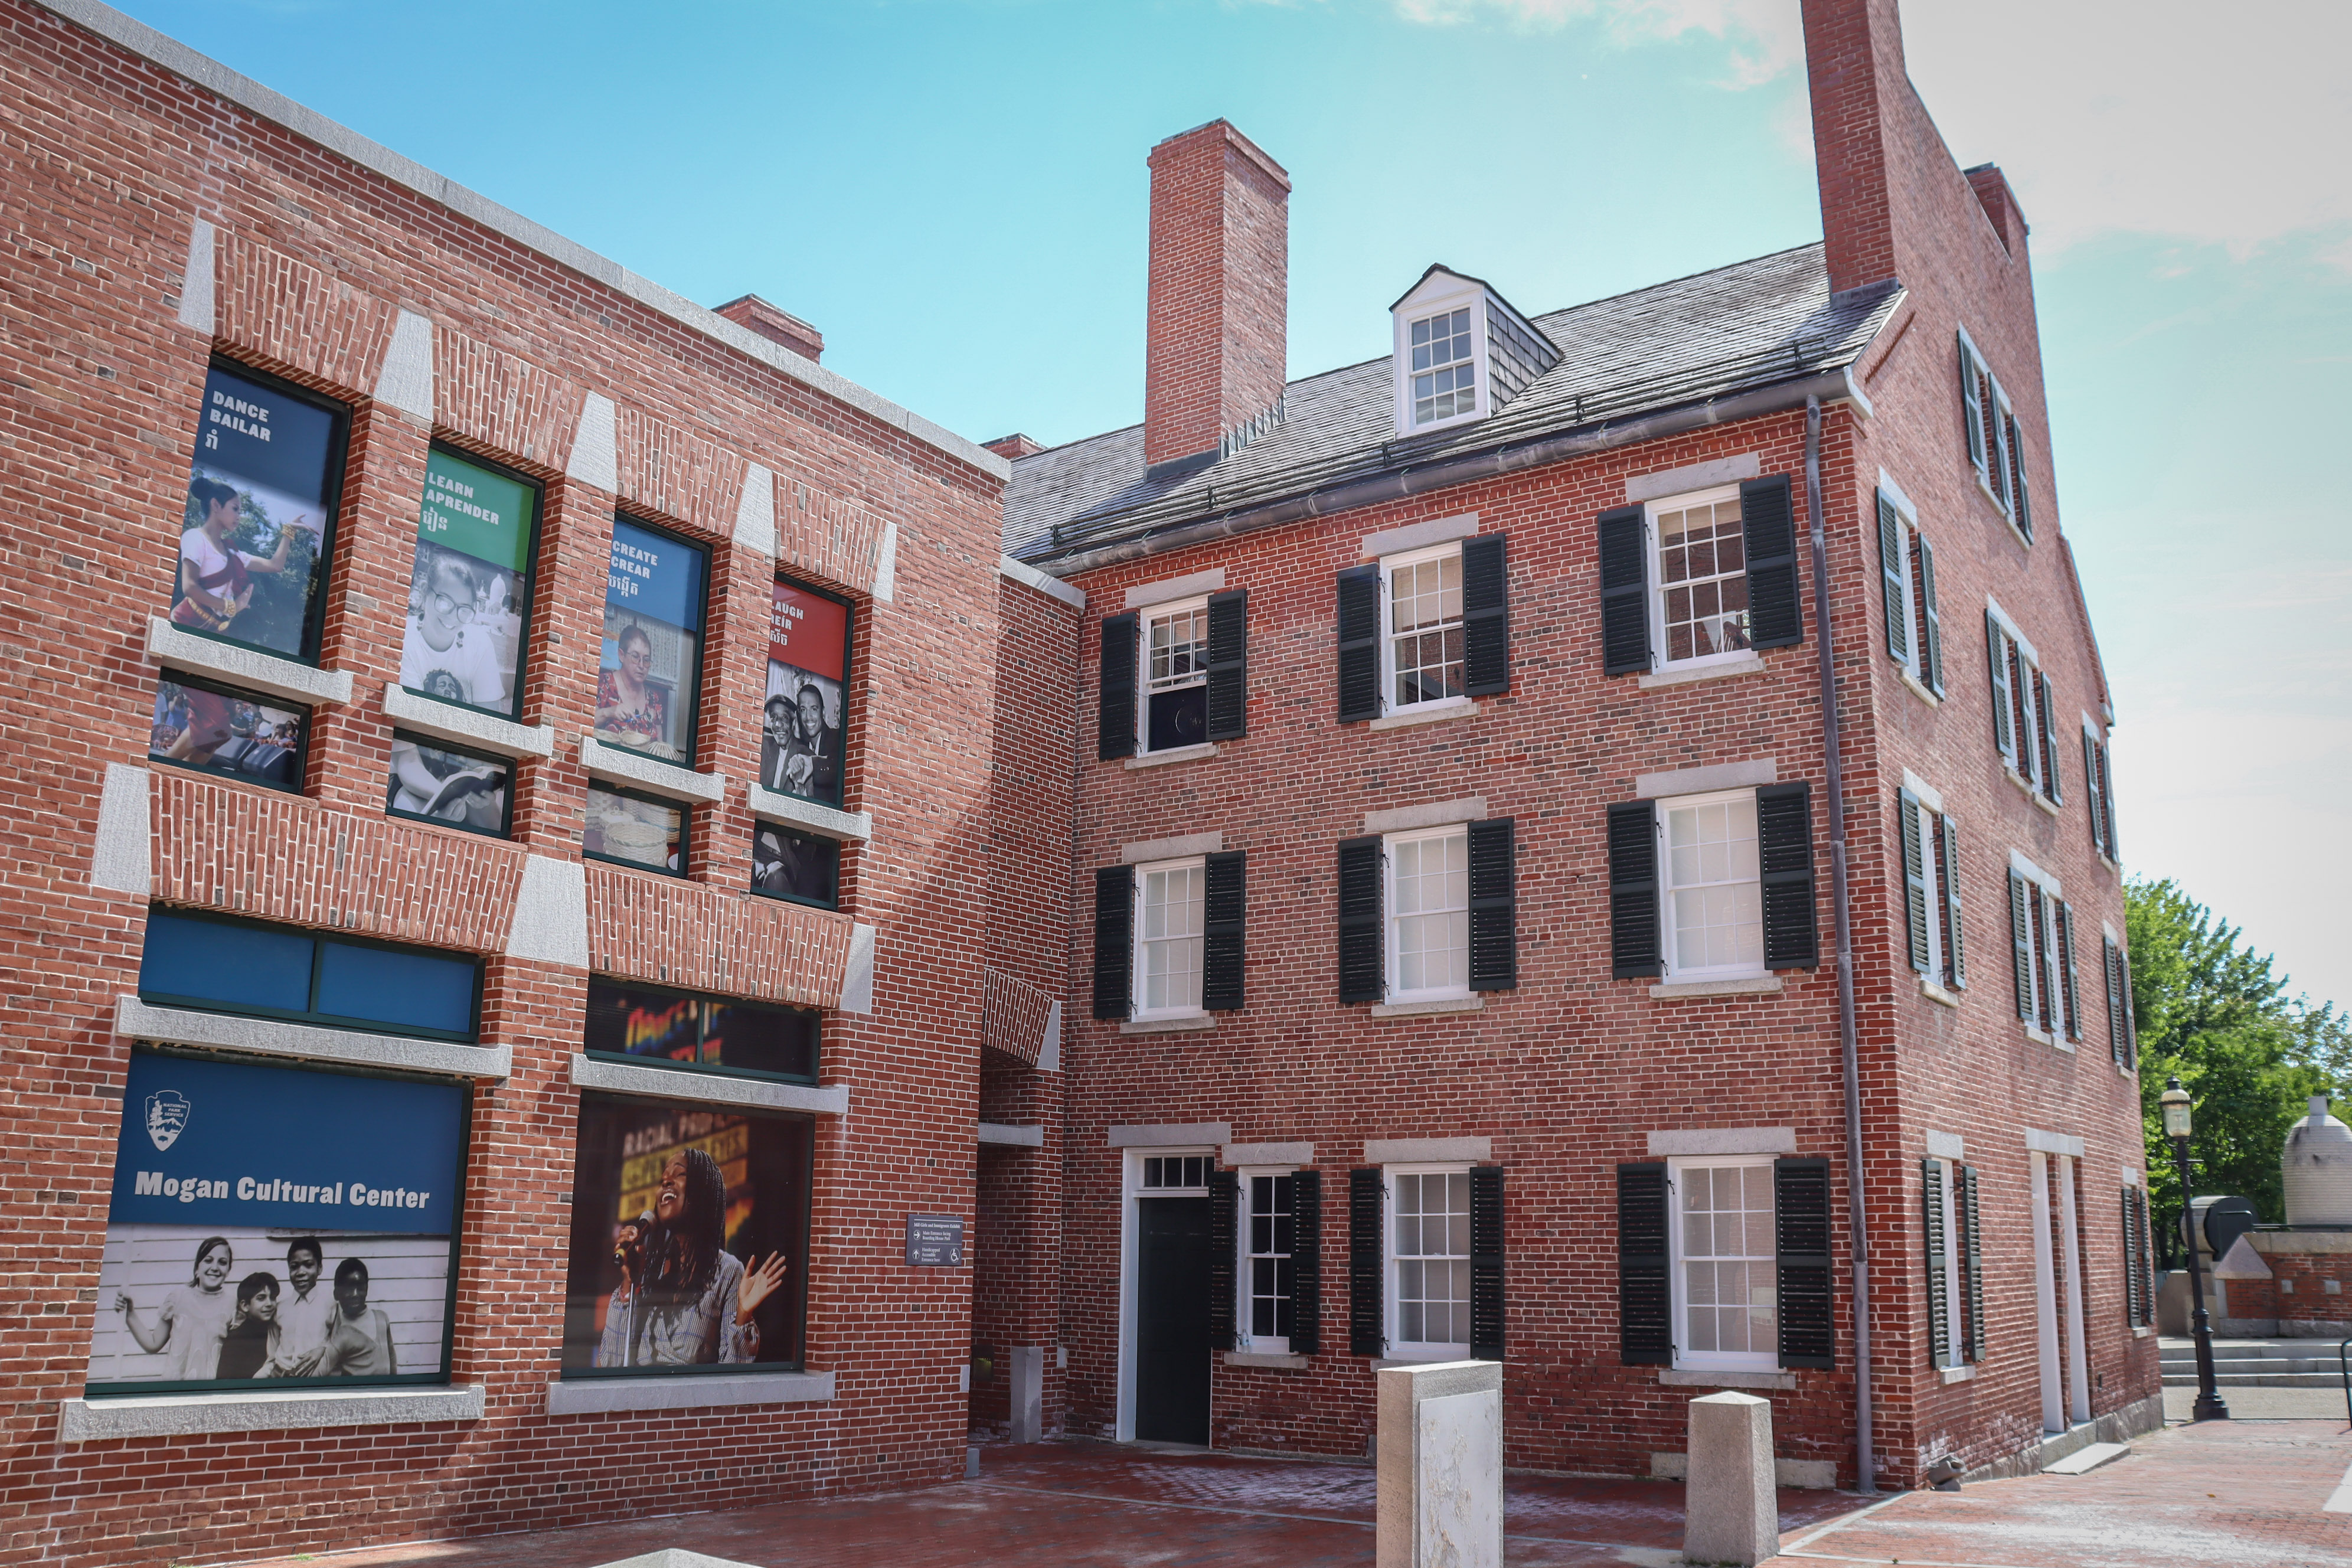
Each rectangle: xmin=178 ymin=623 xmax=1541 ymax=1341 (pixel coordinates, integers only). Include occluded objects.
xmin=1387 ymin=0 xmax=1802 ymax=84
xmin=1366 ymin=0 xmax=2352 ymax=258
xmin=1900 ymin=0 xmax=2352 ymax=257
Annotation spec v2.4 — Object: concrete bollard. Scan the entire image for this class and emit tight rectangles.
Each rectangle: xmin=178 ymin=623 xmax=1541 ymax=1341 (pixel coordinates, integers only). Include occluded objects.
xmin=1376 ymin=1360 xmax=1503 ymax=1568
xmin=1008 ymin=1345 xmax=1046 ymax=1443
xmin=1683 ymin=1391 xmax=1778 ymax=1567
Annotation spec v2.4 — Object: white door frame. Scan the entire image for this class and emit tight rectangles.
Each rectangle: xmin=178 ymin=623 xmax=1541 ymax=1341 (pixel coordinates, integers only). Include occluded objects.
xmin=1115 ymin=1147 xmax=1214 ymax=1444
xmin=2028 ymin=1149 xmax=2063 ymax=1432
xmin=2057 ymin=1153 xmax=2092 ymax=1425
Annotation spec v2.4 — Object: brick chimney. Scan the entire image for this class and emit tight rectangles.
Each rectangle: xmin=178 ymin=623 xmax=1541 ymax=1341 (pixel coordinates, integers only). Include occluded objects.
xmin=1801 ymin=0 xmax=1907 ymax=296
xmin=714 ymin=293 xmax=824 ymax=362
xmin=1142 ymin=120 xmax=1290 ymax=473
xmin=984 ymin=433 xmax=1047 ymax=460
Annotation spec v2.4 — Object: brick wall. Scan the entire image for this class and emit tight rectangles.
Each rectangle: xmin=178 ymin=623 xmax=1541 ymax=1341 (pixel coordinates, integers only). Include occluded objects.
xmin=0 ymin=2 xmax=1011 ymax=1562
xmin=1141 ymin=120 xmax=1291 ymax=467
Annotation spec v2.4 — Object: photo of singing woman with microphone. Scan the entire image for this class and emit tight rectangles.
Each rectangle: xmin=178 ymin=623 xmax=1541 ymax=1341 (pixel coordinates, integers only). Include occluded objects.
xmin=562 ymin=1092 xmax=811 ymax=1374
xmin=595 ymin=1146 xmax=786 ymax=1368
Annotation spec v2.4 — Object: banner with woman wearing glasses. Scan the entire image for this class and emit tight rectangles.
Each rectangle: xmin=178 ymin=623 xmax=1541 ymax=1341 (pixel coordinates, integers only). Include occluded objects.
xmin=400 ymin=449 xmax=538 ymax=720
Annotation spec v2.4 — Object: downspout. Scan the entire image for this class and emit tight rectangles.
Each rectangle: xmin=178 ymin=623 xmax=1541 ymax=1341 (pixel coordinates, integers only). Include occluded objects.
xmin=1807 ymin=394 xmax=1875 ymax=1494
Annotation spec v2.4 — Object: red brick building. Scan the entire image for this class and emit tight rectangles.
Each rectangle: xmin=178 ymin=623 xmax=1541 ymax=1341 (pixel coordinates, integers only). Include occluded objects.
xmin=0 ymin=0 xmax=1040 ymax=1562
xmin=1 ymin=0 xmax=2155 ymax=1559
xmin=990 ymin=0 xmax=2157 ymax=1492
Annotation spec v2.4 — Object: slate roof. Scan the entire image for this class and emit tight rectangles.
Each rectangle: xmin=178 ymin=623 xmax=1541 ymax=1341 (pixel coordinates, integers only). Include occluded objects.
xmin=1004 ymin=243 xmax=1902 ymax=565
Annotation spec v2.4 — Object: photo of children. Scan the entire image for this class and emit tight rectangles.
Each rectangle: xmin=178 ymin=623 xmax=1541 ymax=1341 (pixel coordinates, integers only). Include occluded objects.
xmin=171 ymin=365 xmax=342 ymax=659
xmin=584 ymin=784 xmax=683 ymax=874
xmin=400 ymin=449 xmax=537 ymax=720
xmin=760 ymin=581 xmax=850 ymax=807
xmin=594 ymin=518 xmax=704 ymax=764
xmin=149 ymin=677 xmax=304 ymax=789
xmin=96 ymin=1229 xmax=446 ymax=1385
xmin=386 ymin=736 xmax=511 ymax=835
xmin=561 ymin=1095 xmax=809 ymax=1373
xmin=751 ymin=822 xmax=838 ymax=908
xmin=87 ymin=1053 xmax=465 ymax=1393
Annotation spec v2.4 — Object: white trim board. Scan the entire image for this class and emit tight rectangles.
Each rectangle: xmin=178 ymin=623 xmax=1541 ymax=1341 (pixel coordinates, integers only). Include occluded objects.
xmin=1647 ymin=1128 xmax=1795 ymax=1157
xmin=1123 ymin=569 xmax=1226 ymax=611
xmin=1122 ymin=832 xmax=1222 ymax=863
xmin=61 ymin=1384 xmax=483 ymax=1442
xmin=1000 ymin=554 xmax=1085 ymax=609
xmin=1361 ymin=513 xmax=1479 ymax=560
xmin=570 ymin=1053 xmax=847 ymax=1117
xmin=1108 ymin=1122 xmax=1231 ymax=1148
xmin=117 ymin=995 xmax=511 ymax=1082
xmin=1636 ymin=759 xmax=1776 ymax=799
xmin=1625 ymin=456 xmax=1758 ymax=505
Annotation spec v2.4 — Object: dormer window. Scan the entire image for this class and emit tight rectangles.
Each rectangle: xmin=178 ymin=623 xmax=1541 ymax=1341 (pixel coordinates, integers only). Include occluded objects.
xmin=1390 ymin=266 xmax=1560 ymax=439
xmin=1410 ymin=308 xmax=1477 ymax=426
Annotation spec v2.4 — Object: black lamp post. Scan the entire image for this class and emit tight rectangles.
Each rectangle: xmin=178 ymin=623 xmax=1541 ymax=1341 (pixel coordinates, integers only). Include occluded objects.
xmin=2161 ymin=1075 xmax=2229 ymax=1422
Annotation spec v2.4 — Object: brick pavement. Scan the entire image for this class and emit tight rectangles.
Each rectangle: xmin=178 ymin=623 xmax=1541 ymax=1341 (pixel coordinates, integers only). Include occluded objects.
xmin=227 ymin=1422 xmax=2352 ymax=1568
xmin=1772 ymin=1419 xmax=2352 ymax=1568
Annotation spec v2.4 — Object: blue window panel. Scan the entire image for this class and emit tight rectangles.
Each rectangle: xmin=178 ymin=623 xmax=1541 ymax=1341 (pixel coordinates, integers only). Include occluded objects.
xmin=139 ymin=912 xmax=311 ymax=1014
xmin=315 ymin=939 xmax=475 ymax=1037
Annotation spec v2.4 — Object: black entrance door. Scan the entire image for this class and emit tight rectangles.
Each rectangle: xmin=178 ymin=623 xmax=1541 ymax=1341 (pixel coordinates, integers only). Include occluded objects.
xmin=1135 ymin=1196 xmax=1213 ymax=1444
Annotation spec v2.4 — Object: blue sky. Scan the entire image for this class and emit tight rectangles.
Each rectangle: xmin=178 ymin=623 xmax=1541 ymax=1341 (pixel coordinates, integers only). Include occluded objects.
xmin=112 ymin=0 xmax=2351 ymax=1010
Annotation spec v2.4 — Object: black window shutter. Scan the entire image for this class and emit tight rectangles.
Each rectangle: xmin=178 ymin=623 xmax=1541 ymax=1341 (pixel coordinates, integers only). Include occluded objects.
xmin=1469 ymin=1165 xmax=1505 ymax=1360
xmin=1941 ymin=812 xmax=1968 ymax=990
xmin=1461 ymin=533 xmax=1510 ymax=697
xmin=1740 ymin=475 xmax=1804 ymax=649
xmin=2008 ymin=871 xmax=2034 ymax=1022
xmin=1917 ymin=534 xmax=1945 ymax=695
xmin=1291 ymin=1169 xmax=1322 ymax=1355
xmin=1204 ymin=589 xmax=1249 ymax=741
xmin=2119 ymin=946 xmax=2138 ymax=1067
xmin=1092 ymin=864 xmax=1134 ymax=1020
xmin=1467 ymin=818 xmax=1517 ymax=992
xmin=1598 ymin=505 xmax=1651 ymax=676
xmin=1960 ymin=1164 xmax=1987 ymax=1361
xmin=1775 ymin=1157 xmax=1835 ymax=1369
xmin=2083 ymin=730 xmax=2106 ymax=852
xmin=2037 ymin=673 xmax=2063 ymax=803
xmin=2099 ymin=744 xmax=2122 ymax=863
xmin=1337 ymin=835 xmax=1386 ymax=1004
xmin=1958 ymin=334 xmax=1987 ymax=471
xmin=1337 ymin=566 xmax=1383 ymax=723
xmin=1877 ymin=492 xmax=1910 ymax=664
xmin=1922 ymin=1159 xmax=1952 ymax=1370
xmin=1899 ymin=790 xmax=1931 ymax=975
xmin=1202 ymin=850 xmax=1247 ymax=1012
xmin=2116 ymin=940 xmax=2135 ymax=1072
xmin=2121 ymin=1188 xmax=2144 ymax=1328
xmin=1758 ymin=782 xmax=1819 ymax=969
xmin=1097 ymin=613 xmax=1139 ymax=761
xmin=1986 ymin=614 xmax=2015 ymax=763
xmin=1608 ymin=800 xmax=1662 ymax=979
xmin=1616 ymin=1162 xmax=1671 ymax=1366
xmin=1349 ymin=1168 xmax=1384 ymax=1357
xmin=2059 ymin=900 xmax=2082 ymax=1040
xmin=2132 ymin=1188 xmax=2156 ymax=1327
xmin=2007 ymin=413 xmax=2033 ymax=541
xmin=1208 ymin=1170 xmax=1238 ymax=1350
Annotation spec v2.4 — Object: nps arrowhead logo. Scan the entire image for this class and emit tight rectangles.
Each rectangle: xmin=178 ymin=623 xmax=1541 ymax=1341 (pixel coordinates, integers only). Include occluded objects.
xmin=144 ymin=1090 xmax=191 ymax=1152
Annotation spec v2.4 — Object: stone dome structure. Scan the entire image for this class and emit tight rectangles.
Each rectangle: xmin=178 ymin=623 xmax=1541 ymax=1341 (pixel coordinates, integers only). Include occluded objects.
xmin=2284 ymin=1096 xmax=2352 ymax=1226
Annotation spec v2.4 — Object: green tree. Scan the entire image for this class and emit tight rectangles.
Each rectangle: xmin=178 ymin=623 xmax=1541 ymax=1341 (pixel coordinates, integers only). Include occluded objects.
xmin=2131 ymin=878 xmax=2338 ymax=1260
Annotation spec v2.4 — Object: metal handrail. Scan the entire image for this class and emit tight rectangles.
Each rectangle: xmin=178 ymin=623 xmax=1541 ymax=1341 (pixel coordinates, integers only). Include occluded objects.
xmin=2339 ymin=1337 xmax=2351 ymax=1430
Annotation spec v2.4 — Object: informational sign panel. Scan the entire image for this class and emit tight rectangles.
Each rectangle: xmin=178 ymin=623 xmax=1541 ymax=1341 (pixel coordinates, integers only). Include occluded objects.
xmin=904 ymin=1214 xmax=965 ymax=1268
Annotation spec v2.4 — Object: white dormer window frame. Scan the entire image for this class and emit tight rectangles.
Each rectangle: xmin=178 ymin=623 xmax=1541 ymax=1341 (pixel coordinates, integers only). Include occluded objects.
xmin=1392 ymin=276 xmax=1490 ymax=437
